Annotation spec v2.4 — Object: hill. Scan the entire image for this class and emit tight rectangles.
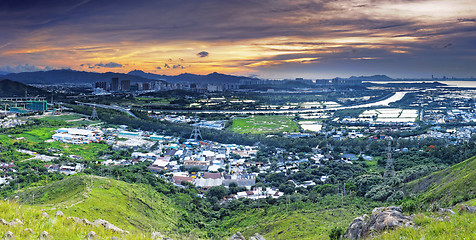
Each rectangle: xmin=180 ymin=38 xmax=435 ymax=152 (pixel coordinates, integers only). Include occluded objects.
xmin=0 ymin=79 xmax=49 ymax=97
xmin=11 ymin=175 xmax=205 ymax=239
xmin=3 ymin=70 xmax=155 ymax=85
xmin=404 ymin=155 xmax=476 ymax=208
xmin=0 ymin=200 xmax=154 ymax=239
xmin=3 ymin=69 xmax=256 ymax=85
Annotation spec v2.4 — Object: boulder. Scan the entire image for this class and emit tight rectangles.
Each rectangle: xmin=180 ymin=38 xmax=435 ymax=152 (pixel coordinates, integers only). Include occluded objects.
xmin=56 ymin=211 xmax=65 ymax=217
xmin=230 ymin=232 xmax=246 ymax=240
xmin=23 ymin=228 xmax=34 ymax=234
xmin=86 ymin=231 xmax=98 ymax=240
xmin=344 ymin=216 xmax=366 ymax=240
xmin=250 ymin=233 xmax=266 ymax=240
xmin=458 ymin=204 xmax=476 ymax=213
xmin=438 ymin=208 xmax=455 ymax=215
xmin=39 ymin=231 xmax=51 ymax=240
xmin=0 ymin=219 xmax=10 ymax=225
xmin=40 ymin=212 xmax=50 ymax=218
xmin=151 ymin=231 xmax=164 ymax=239
xmin=4 ymin=231 xmax=14 ymax=240
xmin=345 ymin=206 xmax=414 ymax=239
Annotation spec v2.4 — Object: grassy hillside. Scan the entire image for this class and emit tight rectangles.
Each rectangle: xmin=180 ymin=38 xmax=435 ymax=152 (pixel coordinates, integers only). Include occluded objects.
xmin=11 ymin=175 xmax=204 ymax=239
xmin=370 ymin=200 xmax=476 ymax=240
xmin=0 ymin=79 xmax=48 ymax=97
xmin=404 ymin=156 xmax=476 ymax=208
xmin=217 ymin=196 xmax=379 ymax=240
xmin=0 ymin=200 xmax=152 ymax=239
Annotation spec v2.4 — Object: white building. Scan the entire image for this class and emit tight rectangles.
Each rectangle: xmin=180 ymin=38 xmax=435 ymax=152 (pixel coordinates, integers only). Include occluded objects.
xmin=52 ymin=128 xmax=103 ymax=144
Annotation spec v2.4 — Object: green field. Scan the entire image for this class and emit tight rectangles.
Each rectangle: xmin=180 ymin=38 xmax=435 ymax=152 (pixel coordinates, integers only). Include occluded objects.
xmin=231 ymin=115 xmax=299 ymax=134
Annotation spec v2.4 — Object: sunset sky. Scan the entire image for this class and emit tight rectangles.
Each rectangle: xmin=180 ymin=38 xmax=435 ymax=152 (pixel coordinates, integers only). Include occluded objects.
xmin=1 ymin=0 xmax=476 ymax=79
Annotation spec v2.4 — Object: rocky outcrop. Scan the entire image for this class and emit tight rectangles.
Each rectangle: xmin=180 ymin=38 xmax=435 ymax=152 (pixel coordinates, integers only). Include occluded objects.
xmin=438 ymin=208 xmax=455 ymax=215
xmin=66 ymin=217 xmax=130 ymax=234
xmin=86 ymin=231 xmax=98 ymax=240
xmin=230 ymin=232 xmax=246 ymax=240
xmin=0 ymin=218 xmax=23 ymax=226
xmin=40 ymin=212 xmax=49 ymax=218
xmin=56 ymin=211 xmax=65 ymax=217
xmin=4 ymin=231 xmax=14 ymax=240
xmin=39 ymin=231 xmax=51 ymax=240
xmin=230 ymin=232 xmax=266 ymax=240
xmin=250 ymin=233 xmax=266 ymax=240
xmin=458 ymin=204 xmax=476 ymax=213
xmin=345 ymin=206 xmax=414 ymax=239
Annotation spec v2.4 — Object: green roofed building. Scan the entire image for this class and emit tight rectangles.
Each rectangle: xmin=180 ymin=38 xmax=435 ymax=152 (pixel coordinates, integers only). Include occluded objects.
xmin=26 ymin=100 xmax=47 ymax=111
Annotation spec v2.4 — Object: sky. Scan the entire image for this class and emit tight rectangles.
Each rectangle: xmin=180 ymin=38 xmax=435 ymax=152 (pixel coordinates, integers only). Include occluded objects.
xmin=1 ymin=0 xmax=476 ymax=79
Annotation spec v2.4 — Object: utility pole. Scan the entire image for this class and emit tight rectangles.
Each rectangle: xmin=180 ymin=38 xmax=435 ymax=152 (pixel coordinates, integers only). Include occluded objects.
xmin=383 ymin=141 xmax=395 ymax=178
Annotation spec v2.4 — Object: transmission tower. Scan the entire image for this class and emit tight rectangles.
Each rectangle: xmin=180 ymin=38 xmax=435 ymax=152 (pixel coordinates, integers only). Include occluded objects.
xmin=189 ymin=116 xmax=202 ymax=141
xmin=90 ymin=106 xmax=99 ymax=120
xmin=383 ymin=141 xmax=395 ymax=178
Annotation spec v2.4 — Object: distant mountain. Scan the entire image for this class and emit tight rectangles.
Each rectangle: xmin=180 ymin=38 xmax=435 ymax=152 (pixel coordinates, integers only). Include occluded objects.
xmin=348 ymin=75 xmax=393 ymax=81
xmin=3 ymin=69 xmax=257 ymax=85
xmin=4 ymin=70 xmax=154 ymax=85
xmin=0 ymin=79 xmax=48 ymax=97
xmin=128 ymin=70 xmax=256 ymax=84
xmin=0 ymin=71 xmax=9 ymax=75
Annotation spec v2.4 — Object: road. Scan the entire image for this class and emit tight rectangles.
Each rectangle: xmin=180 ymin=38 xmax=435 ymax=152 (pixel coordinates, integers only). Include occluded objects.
xmin=75 ymin=101 xmax=137 ymax=118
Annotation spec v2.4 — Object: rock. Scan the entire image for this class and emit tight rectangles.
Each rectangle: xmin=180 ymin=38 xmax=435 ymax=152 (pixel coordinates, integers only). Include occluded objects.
xmin=83 ymin=218 xmax=93 ymax=225
xmin=92 ymin=219 xmax=129 ymax=234
xmin=151 ymin=231 xmax=164 ymax=239
xmin=345 ymin=206 xmax=414 ymax=239
xmin=10 ymin=219 xmax=23 ymax=226
xmin=4 ymin=231 xmax=14 ymax=240
xmin=230 ymin=232 xmax=246 ymax=240
xmin=344 ymin=216 xmax=366 ymax=240
xmin=56 ymin=211 xmax=65 ymax=217
xmin=40 ymin=212 xmax=49 ymax=218
xmin=458 ymin=204 xmax=476 ymax=213
xmin=86 ymin=231 xmax=98 ymax=239
xmin=39 ymin=231 xmax=51 ymax=240
xmin=250 ymin=233 xmax=266 ymax=240
xmin=371 ymin=206 xmax=402 ymax=215
xmin=364 ymin=209 xmax=414 ymax=235
xmin=23 ymin=228 xmax=34 ymax=234
xmin=438 ymin=208 xmax=455 ymax=215
xmin=67 ymin=216 xmax=84 ymax=224
xmin=0 ymin=219 xmax=10 ymax=225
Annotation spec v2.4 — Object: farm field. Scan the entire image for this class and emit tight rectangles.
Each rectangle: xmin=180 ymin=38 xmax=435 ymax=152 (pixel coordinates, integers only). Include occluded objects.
xmin=231 ymin=115 xmax=299 ymax=134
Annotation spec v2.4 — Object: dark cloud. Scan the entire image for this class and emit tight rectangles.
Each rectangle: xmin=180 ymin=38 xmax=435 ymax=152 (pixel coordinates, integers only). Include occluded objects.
xmin=156 ymin=66 xmax=161 ymax=69
xmin=0 ymin=64 xmax=53 ymax=73
xmin=0 ymin=0 xmax=475 ymax=77
xmin=197 ymin=51 xmax=209 ymax=58
xmin=172 ymin=64 xmax=184 ymax=69
xmin=95 ymin=62 xmax=122 ymax=68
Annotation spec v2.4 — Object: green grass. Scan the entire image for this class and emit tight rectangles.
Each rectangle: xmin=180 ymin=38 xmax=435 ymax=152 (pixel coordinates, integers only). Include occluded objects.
xmin=41 ymin=114 xmax=85 ymax=122
xmin=231 ymin=115 xmax=299 ymax=134
xmin=405 ymin=156 xmax=476 ymax=207
xmin=12 ymin=175 xmax=202 ymax=239
xmin=0 ymin=199 xmax=154 ymax=239
xmin=218 ymin=196 xmax=377 ymax=239
xmin=369 ymin=212 xmax=476 ymax=240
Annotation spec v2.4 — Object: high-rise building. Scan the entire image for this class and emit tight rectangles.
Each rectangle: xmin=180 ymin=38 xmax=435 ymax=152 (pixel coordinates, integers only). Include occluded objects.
xmin=121 ymin=80 xmax=131 ymax=91
xmin=95 ymin=81 xmax=107 ymax=90
xmin=111 ymin=78 xmax=120 ymax=91
xmin=142 ymin=82 xmax=150 ymax=91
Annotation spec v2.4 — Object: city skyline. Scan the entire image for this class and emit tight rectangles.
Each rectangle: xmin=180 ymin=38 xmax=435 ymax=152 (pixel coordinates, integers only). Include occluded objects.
xmin=1 ymin=0 xmax=476 ymax=79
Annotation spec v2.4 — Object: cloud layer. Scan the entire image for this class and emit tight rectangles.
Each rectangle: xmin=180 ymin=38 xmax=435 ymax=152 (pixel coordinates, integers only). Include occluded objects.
xmin=0 ymin=0 xmax=475 ymax=78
